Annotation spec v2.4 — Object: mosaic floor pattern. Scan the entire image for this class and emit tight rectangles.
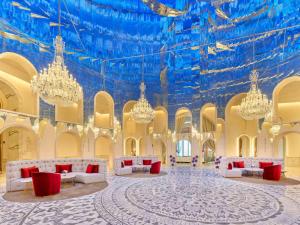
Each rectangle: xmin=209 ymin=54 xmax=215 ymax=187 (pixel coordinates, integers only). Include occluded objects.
xmin=1 ymin=167 xmax=300 ymax=225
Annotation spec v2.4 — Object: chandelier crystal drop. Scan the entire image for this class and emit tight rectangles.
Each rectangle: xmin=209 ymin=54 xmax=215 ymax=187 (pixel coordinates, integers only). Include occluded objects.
xmin=238 ymin=70 xmax=272 ymax=120
xmin=31 ymin=35 xmax=83 ymax=106
xmin=131 ymin=82 xmax=155 ymax=124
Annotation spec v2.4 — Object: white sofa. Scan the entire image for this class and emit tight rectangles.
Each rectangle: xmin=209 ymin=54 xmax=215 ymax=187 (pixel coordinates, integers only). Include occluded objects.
xmin=6 ymin=158 xmax=107 ymax=192
xmin=219 ymin=157 xmax=284 ymax=178
xmin=114 ymin=156 xmax=159 ymax=176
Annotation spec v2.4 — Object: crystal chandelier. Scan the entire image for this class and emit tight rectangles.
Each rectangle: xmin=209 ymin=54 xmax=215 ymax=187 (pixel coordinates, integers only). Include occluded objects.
xmin=238 ymin=70 xmax=272 ymax=120
xmin=31 ymin=0 xmax=82 ymax=106
xmin=131 ymin=55 xmax=154 ymax=123
xmin=131 ymin=82 xmax=155 ymax=123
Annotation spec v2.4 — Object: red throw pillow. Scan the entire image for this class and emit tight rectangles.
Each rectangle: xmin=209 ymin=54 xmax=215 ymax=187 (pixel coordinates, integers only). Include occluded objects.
xmin=259 ymin=162 xmax=273 ymax=169
xmin=30 ymin=167 xmax=39 ymax=176
xmin=143 ymin=160 xmax=152 ymax=165
xmin=93 ymin=165 xmax=99 ymax=173
xmin=86 ymin=164 xmax=94 ymax=173
xmin=124 ymin=160 xmax=133 ymax=166
xmin=56 ymin=164 xmax=72 ymax=173
xmin=228 ymin=163 xmax=233 ymax=170
xmin=21 ymin=167 xmax=31 ymax=178
xmin=233 ymin=161 xmax=238 ymax=168
xmin=121 ymin=162 xmax=124 ymax=168
xmin=237 ymin=161 xmax=245 ymax=168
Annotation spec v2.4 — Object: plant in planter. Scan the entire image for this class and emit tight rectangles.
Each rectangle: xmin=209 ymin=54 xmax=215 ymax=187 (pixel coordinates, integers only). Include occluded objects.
xmin=169 ymin=155 xmax=176 ymax=166
xmin=192 ymin=155 xmax=198 ymax=167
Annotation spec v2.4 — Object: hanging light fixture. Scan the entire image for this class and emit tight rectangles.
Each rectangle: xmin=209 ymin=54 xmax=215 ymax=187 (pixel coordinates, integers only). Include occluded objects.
xmin=238 ymin=70 xmax=272 ymax=120
xmin=31 ymin=0 xmax=83 ymax=106
xmin=131 ymin=55 xmax=155 ymax=124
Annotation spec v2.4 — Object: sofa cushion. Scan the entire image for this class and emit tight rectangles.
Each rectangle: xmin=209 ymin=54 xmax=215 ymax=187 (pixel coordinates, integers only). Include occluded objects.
xmin=86 ymin=164 xmax=94 ymax=173
xmin=93 ymin=164 xmax=99 ymax=173
xmin=56 ymin=164 xmax=72 ymax=173
xmin=124 ymin=160 xmax=133 ymax=166
xmin=228 ymin=163 xmax=232 ymax=170
xmin=21 ymin=166 xmax=38 ymax=178
xmin=259 ymin=162 xmax=273 ymax=169
xmin=143 ymin=160 xmax=152 ymax=165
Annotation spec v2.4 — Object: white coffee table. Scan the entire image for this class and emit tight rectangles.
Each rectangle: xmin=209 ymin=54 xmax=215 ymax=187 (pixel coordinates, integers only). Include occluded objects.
xmin=244 ymin=168 xmax=264 ymax=176
xmin=60 ymin=173 xmax=76 ymax=186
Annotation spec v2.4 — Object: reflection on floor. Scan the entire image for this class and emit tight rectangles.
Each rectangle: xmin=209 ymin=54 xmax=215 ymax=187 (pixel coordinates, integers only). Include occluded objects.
xmin=1 ymin=167 xmax=300 ymax=225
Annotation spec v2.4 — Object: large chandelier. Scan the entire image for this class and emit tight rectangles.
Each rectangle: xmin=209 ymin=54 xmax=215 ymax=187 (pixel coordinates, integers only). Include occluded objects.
xmin=31 ymin=0 xmax=82 ymax=106
xmin=238 ymin=70 xmax=272 ymax=120
xmin=131 ymin=82 xmax=155 ymax=123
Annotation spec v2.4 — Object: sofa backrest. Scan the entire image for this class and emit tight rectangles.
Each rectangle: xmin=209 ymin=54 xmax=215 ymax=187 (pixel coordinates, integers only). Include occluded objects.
xmin=220 ymin=157 xmax=284 ymax=170
xmin=114 ymin=156 xmax=159 ymax=170
xmin=6 ymin=158 xmax=107 ymax=181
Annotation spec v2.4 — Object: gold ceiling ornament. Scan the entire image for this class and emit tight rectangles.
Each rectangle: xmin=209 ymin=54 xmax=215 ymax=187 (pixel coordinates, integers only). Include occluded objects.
xmin=131 ymin=55 xmax=155 ymax=124
xmin=31 ymin=0 xmax=83 ymax=106
xmin=238 ymin=70 xmax=272 ymax=120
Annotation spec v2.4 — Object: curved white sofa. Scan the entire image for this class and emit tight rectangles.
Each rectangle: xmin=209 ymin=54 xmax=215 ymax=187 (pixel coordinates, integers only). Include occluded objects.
xmin=114 ymin=156 xmax=159 ymax=176
xmin=219 ymin=157 xmax=284 ymax=177
xmin=6 ymin=158 xmax=107 ymax=192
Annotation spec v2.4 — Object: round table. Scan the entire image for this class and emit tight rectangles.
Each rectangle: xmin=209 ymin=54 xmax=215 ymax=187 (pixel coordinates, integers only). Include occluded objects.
xmin=60 ymin=173 xmax=76 ymax=186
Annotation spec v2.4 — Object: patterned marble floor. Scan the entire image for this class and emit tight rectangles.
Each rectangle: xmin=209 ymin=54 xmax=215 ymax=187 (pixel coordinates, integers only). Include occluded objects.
xmin=1 ymin=167 xmax=300 ymax=225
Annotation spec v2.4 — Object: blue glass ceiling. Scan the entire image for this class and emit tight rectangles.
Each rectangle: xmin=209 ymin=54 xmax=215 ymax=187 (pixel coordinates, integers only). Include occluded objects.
xmin=0 ymin=0 xmax=300 ymax=128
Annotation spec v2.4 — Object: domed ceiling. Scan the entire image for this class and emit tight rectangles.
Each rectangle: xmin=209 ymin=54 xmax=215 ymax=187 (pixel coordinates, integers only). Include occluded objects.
xmin=0 ymin=0 xmax=299 ymax=127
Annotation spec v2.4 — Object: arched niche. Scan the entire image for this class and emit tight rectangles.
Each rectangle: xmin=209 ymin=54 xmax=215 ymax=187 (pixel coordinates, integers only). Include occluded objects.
xmin=225 ymin=93 xmax=258 ymax=156
xmin=0 ymin=52 xmax=38 ymax=115
xmin=273 ymin=76 xmax=300 ymax=123
xmin=238 ymin=135 xmax=250 ymax=157
xmin=202 ymin=138 xmax=216 ymax=163
xmin=153 ymin=106 xmax=168 ymax=134
xmin=56 ymin=132 xmax=81 ymax=158
xmin=94 ymin=91 xmax=114 ymax=129
xmin=95 ymin=135 xmax=113 ymax=170
xmin=125 ymin=137 xmax=136 ymax=156
xmin=200 ymin=103 xmax=217 ymax=133
xmin=0 ymin=126 xmax=38 ymax=172
xmin=55 ymin=99 xmax=83 ymax=124
xmin=175 ymin=107 xmax=192 ymax=135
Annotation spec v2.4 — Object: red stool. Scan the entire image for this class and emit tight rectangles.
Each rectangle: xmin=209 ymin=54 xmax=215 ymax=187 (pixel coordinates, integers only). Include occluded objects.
xmin=32 ymin=172 xmax=61 ymax=196
xmin=263 ymin=165 xmax=281 ymax=181
xmin=150 ymin=161 xmax=161 ymax=174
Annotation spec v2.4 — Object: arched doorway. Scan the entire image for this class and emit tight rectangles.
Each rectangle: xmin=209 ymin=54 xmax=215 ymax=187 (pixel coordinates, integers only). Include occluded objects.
xmin=202 ymin=139 xmax=215 ymax=163
xmin=56 ymin=132 xmax=81 ymax=158
xmin=0 ymin=126 xmax=38 ymax=173
xmin=238 ymin=135 xmax=250 ymax=157
xmin=125 ymin=138 xmax=136 ymax=156
xmin=278 ymin=132 xmax=300 ymax=177
xmin=95 ymin=135 xmax=113 ymax=170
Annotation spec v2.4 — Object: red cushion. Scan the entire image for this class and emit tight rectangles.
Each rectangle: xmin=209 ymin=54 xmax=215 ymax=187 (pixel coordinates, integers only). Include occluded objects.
xmin=21 ymin=167 xmax=31 ymax=178
xmin=228 ymin=163 xmax=233 ymax=170
xmin=121 ymin=162 xmax=124 ymax=168
xmin=233 ymin=161 xmax=238 ymax=168
xmin=93 ymin=165 xmax=99 ymax=173
xmin=86 ymin=164 xmax=94 ymax=173
xmin=259 ymin=162 xmax=273 ymax=169
xmin=143 ymin=160 xmax=152 ymax=165
xmin=56 ymin=164 xmax=72 ymax=173
xmin=124 ymin=160 xmax=133 ymax=166
xmin=237 ymin=161 xmax=245 ymax=168
xmin=30 ymin=167 xmax=39 ymax=175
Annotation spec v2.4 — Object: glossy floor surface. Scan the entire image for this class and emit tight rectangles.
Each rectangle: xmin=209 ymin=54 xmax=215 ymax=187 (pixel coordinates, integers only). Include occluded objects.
xmin=1 ymin=167 xmax=300 ymax=225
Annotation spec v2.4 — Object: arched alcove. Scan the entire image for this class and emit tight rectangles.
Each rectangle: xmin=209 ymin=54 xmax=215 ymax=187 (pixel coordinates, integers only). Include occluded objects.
xmin=125 ymin=137 xmax=136 ymax=156
xmin=94 ymin=91 xmax=114 ymax=129
xmin=238 ymin=135 xmax=250 ymax=157
xmin=153 ymin=106 xmax=168 ymax=134
xmin=0 ymin=52 xmax=38 ymax=115
xmin=200 ymin=103 xmax=217 ymax=133
xmin=202 ymin=139 xmax=216 ymax=163
xmin=56 ymin=132 xmax=81 ymax=158
xmin=175 ymin=107 xmax=192 ymax=135
xmin=0 ymin=126 xmax=38 ymax=172
xmin=225 ymin=93 xmax=258 ymax=156
xmin=55 ymin=99 xmax=84 ymax=124
xmin=95 ymin=135 xmax=113 ymax=170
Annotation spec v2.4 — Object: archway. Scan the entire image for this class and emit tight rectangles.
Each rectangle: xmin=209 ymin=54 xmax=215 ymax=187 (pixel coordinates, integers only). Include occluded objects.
xmin=0 ymin=52 xmax=38 ymax=115
xmin=125 ymin=138 xmax=136 ymax=156
xmin=238 ymin=135 xmax=250 ymax=157
xmin=278 ymin=132 xmax=300 ymax=177
xmin=56 ymin=132 xmax=81 ymax=158
xmin=202 ymin=139 xmax=215 ymax=163
xmin=95 ymin=135 xmax=113 ymax=170
xmin=0 ymin=126 xmax=38 ymax=173
xmin=200 ymin=103 xmax=217 ymax=133
xmin=94 ymin=91 xmax=114 ymax=129
xmin=225 ymin=93 xmax=258 ymax=156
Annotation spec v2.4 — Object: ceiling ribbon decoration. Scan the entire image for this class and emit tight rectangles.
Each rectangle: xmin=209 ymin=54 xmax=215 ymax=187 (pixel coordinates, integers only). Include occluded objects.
xmin=141 ymin=0 xmax=188 ymax=17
